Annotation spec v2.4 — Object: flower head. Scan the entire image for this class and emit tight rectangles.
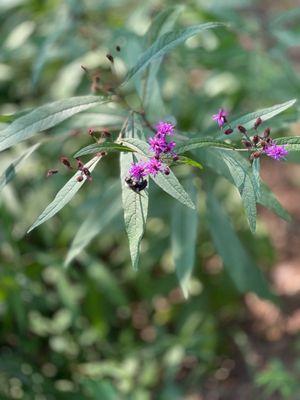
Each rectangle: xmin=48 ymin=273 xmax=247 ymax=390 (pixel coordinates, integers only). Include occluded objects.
xmin=264 ymin=143 xmax=288 ymax=161
xmin=129 ymin=161 xmax=147 ymax=180
xmin=145 ymin=157 xmax=163 ymax=177
xmin=212 ymin=108 xmax=228 ymax=127
xmin=155 ymin=121 xmax=174 ymax=137
xmin=148 ymin=136 xmax=167 ymax=156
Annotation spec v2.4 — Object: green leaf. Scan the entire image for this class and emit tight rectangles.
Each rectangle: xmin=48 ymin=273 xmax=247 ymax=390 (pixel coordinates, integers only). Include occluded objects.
xmin=176 ymin=138 xmax=236 ymax=154
xmin=221 ymin=151 xmax=257 ymax=233
xmin=171 ymin=179 xmax=198 ymax=298
xmin=123 ymin=22 xmax=225 ymax=84
xmin=259 ymin=182 xmax=291 ymax=222
xmin=65 ymin=182 xmax=121 ymax=266
xmin=120 ymin=116 xmax=148 ymax=270
xmin=74 ymin=142 xmax=134 ymax=158
xmin=0 ymin=96 xmax=107 ymax=152
xmin=152 ymin=170 xmax=195 ymax=209
xmin=206 ymin=191 xmax=273 ymax=300
xmin=176 ymin=155 xmax=203 ymax=169
xmin=118 ymin=137 xmax=150 ymax=155
xmin=0 ymin=143 xmax=40 ymax=192
xmin=252 ymin=158 xmax=261 ymax=199
xmin=27 ymin=155 xmax=102 ymax=233
xmin=275 ymin=136 xmax=300 ymax=151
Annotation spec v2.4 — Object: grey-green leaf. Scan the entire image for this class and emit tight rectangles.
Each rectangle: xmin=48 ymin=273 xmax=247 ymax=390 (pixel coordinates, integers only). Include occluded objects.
xmin=27 ymin=155 xmax=102 ymax=233
xmin=0 ymin=143 xmax=40 ymax=192
xmin=120 ymin=116 xmax=149 ymax=270
xmin=65 ymin=182 xmax=121 ymax=266
xmin=123 ymin=22 xmax=225 ymax=84
xmin=171 ymin=179 xmax=198 ymax=298
xmin=152 ymin=170 xmax=195 ymax=209
xmin=259 ymin=182 xmax=291 ymax=222
xmin=252 ymin=158 xmax=261 ymax=199
xmin=0 ymin=96 xmax=107 ymax=152
xmin=206 ymin=191 xmax=273 ymax=300
xmin=176 ymin=138 xmax=236 ymax=154
xmin=275 ymin=136 xmax=300 ymax=151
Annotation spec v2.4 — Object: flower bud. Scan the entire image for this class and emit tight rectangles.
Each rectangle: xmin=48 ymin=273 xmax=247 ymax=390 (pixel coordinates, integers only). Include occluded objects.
xmin=77 ymin=175 xmax=84 ymax=182
xmin=253 ymin=135 xmax=259 ymax=145
xmin=254 ymin=117 xmax=262 ymax=129
xmin=164 ymin=167 xmax=170 ymax=175
xmin=46 ymin=169 xmax=58 ymax=178
xmin=106 ymin=53 xmax=114 ymax=63
xmin=251 ymin=151 xmax=261 ymax=159
xmin=116 ymin=45 xmax=121 ymax=52
xmin=238 ymin=125 xmax=247 ymax=133
xmin=60 ymin=156 xmax=72 ymax=170
xmin=263 ymin=127 xmax=271 ymax=137
xmin=224 ymin=128 xmax=233 ymax=135
xmin=242 ymin=139 xmax=252 ymax=148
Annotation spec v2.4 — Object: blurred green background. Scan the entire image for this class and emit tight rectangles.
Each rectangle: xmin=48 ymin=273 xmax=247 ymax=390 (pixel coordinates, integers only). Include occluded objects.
xmin=1 ymin=0 xmax=300 ymax=399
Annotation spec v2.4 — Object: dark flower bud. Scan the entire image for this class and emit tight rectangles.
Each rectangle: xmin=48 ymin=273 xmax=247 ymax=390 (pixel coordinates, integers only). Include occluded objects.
xmin=172 ymin=154 xmax=179 ymax=162
xmin=224 ymin=128 xmax=233 ymax=135
xmin=254 ymin=117 xmax=262 ymax=129
xmin=116 ymin=45 xmax=121 ymax=52
xmin=101 ymin=128 xmax=111 ymax=137
xmin=260 ymin=140 xmax=267 ymax=148
xmin=251 ymin=151 xmax=261 ymax=159
xmin=88 ymin=128 xmax=94 ymax=135
xmin=77 ymin=175 xmax=84 ymax=182
xmin=83 ymin=167 xmax=91 ymax=176
xmin=60 ymin=156 xmax=72 ymax=169
xmin=242 ymin=139 xmax=252 ymax=148
xmin=76 ymin=158 xmax=84 ymax=170
xmin=164 ymin=167 xmax=170 ymax=175
xmin=266 ymin=137 xmax=272 ymax=143
xmin=263 ymin=127 xmax=271 ymax=137
xmin=100 ymin=151 xmax=107 ymax=156
xmin=238 ymin=125 xmax=247 ymax=133
xmin=253 ymin=135 xmax=259 ymax=145
xmin=46 ymin=169 xmax=58 ymax=178
xmin=106 ymin=53 xmax=114 ymax=63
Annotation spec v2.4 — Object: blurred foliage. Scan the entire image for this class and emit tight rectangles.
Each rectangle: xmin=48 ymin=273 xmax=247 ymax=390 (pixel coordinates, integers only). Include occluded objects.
xmin=0 ymin=0 xmax=300 ymax=398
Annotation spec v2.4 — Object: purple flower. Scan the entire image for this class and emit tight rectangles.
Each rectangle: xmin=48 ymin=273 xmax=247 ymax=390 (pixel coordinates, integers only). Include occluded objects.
xmin=129 ymin=161 xmax=147 ymax=180
xmin=155 ymin=121 xmax=174 ymax=136
xmin=264 ymin=143 xmax=288 ymax=161
xmin=145 ymin=157 xmax=163 ymax=177
xmin=212 ymin=108 xmax=228 ymax=127
xmin=148 ymin=136 xmax=167 ymax=155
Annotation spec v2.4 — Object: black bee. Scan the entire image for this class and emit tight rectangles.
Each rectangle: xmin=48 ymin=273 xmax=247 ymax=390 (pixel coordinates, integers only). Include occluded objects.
xmin=125 ymin=177 xmax=148 ymax=193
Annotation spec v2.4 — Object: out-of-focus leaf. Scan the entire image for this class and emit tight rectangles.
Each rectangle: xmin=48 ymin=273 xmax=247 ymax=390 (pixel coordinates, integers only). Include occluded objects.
xmin=27 ymin=155 xmax=102 ymax=233
xmin=0 ymin=143 xmax=40 ymax=192
xmin=65 ymin=182 xmax=121 ymax=266
xmin=171 ymin=179 xmax=198 ymax=298
xmin=120 ymin=116 xmax=148 ymax=270
xmin=123 ymin=22 xmax=225 ymax=84
xmin=176 ymin=138 xmax=236 ymax=154
xmin=119 ymin=137 xmax=150 ymax=155
xmin=0 ymin=96 xmax=107 ymax=152
xmin=176 ymin=156 xmax=203 ymax=169
xmin=74 ymin=142 xmax=134 ymax=158
xmin=206 ymin=191 xmax=273 ymax=300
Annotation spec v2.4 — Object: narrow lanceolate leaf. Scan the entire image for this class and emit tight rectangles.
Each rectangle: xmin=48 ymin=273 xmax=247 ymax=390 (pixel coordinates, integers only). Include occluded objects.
xmin=252 ymin=158 xmax=261 ymax=199
xmin=123 ymin=22 xmax=225 ymax=84
xmin=258 ymin=182 xmax=291 ymax=222
xmin=206 ymin=192 xmax=273 ymax=300
xmin=65 ymin=182 xmax=121 ymax=266
xmin=74 ymin=142 xmax=134 ymax=158
xmin=171 ymin=179 xmax=198 ymax=298
xmin=176 ymin=156 xmax=203 ymax=169
xmin=120 ymin=116 xmax=148 ymax=270
xmin=176 ymin=138 xmax=236 ymax=154
xmin=27 ymin=155 xmax=102 ymax=233
xmin=118 ymin=137 xmax=150 ymax=156
xmin=152 ymin=170 xmax=195 ymax=209
xmin=275 ymin=136 xmax=300 ymax=151
xmin=0 ymin=96 xmax=107 ymax=152
xmin=0 ymin=143 xmax=40 ymax=192
xmin=221 ymin=151 xmax=257 ymax=233
xmin=218 ymin=99 xmax=297 ymax=140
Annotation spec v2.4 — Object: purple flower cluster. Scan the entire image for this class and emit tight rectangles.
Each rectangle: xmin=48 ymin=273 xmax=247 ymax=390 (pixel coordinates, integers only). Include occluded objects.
xmin=127 ymin=121 xmax=176 ymax=187
xmin=212 ymin=108 xmax=228 ymax=127
xmin=264 ymin=142 xmax=288 ymax=161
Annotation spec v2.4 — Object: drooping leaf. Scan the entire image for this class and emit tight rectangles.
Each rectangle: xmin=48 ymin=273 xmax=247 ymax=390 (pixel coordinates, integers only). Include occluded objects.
xmin=152 ymin=170 xmax=195 ymax=209
xmin=120 ymin=115 xmax=148 ymax=270
xmin=259 ymin=182 xmax=291 ymax=222
xmin=176 ymin=155 xmax=203 ymax=169
xmin=206 ymin=191 xmax=273 ymax=300
xmin=171 ymin=179 xmax=198 ymax=298
xmin=252 ymin=158 xmax=261 ymax=199
xmin=176 ymin=138 xmax=236 ymax=154
xmin=0 ymin=143 xmax=40 ymax=192
xmin=65 ymin=182 xmax=121 ymax=266
xmin=0 ymin=96 xmax=107 ymax=152
xmin=123 ymin=22 xmax=225 ymax=84
xmin=74 ymin=142 xmax=134 ymax=158
xmin=27 ymin=155 xmax=102 ymax=233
